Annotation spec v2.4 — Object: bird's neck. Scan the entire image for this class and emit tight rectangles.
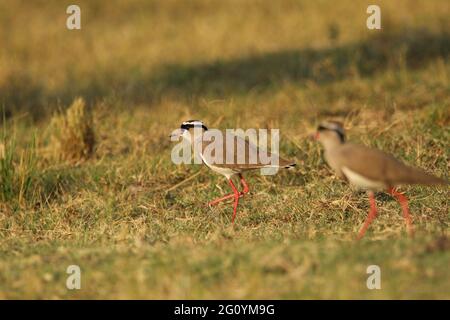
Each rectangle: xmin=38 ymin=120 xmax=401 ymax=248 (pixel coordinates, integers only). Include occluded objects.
xmin=322 ymin=138 xmax=344 ymax=153
xmin=183 ymin=128 xmax=207 ymax=145
xmin=182 ymin=133 xmax=192 ymax=144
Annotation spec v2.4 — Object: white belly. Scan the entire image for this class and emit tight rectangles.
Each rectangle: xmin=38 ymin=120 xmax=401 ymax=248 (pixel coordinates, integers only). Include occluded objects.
xmin=341 ymin=167 xmax=386 ymax=190
xmin=200 ymin=153 xmax=237 ymax=179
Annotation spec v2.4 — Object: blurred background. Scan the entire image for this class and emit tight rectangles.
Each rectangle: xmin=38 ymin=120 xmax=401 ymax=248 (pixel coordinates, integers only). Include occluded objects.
xmin=0 ymin=0 xmax=448 ymax=299
xmin=1 ymin=0 xmax=449 ymax=119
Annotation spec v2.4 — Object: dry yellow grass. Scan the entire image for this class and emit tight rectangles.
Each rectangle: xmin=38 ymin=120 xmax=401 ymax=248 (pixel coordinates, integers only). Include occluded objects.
xmin=48 ymin=97 xmax=95 ymax=162
xmin=0 ymin=0 xmax=448 ymax=299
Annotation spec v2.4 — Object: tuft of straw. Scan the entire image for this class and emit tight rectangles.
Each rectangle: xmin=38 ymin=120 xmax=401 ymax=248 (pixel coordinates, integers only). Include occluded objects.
xmin=49 ymin=97 xmax=95 ymax=162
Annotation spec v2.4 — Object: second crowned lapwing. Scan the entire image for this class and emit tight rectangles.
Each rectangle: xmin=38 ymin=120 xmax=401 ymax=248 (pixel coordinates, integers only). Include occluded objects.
xmin=171 ymin=120 xmax=296 ymax=223
xmin=314 ymin=120 xmax=448 ymax=239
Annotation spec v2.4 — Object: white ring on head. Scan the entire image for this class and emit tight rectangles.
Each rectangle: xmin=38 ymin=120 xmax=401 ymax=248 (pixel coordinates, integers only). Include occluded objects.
xmin=182 ymin=120 xmax=203 ymax=125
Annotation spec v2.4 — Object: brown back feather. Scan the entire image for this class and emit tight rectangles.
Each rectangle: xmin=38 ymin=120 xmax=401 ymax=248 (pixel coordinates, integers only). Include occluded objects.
xmin=335 ymin=144 xmax=447 ymax=186
xmin=197 ymin=133 xmax=295 ymax=170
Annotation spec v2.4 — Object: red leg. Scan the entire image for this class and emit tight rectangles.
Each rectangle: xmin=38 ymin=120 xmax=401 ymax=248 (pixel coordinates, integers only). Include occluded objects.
xmin=207 ymin=174 xmax=249 ymax=206
xmin=228 ymin=179 xmax=240 ymax=223
xmin=357 ymin=191 xmax=378 ymax=240
xmin=239 ymin=174 xmax=249 ymax=195
xmin=208 ymin=192 xmax=236 ymax=206
xmin=388 ymin=187 xmax=414 ymax=236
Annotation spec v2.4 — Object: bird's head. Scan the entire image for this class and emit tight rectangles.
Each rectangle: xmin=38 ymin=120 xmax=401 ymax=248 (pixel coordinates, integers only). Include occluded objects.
xmin=169 ymin=120 xmax=208 ymax=140
xmin=313 ymin=120 xmax=346 ymax=148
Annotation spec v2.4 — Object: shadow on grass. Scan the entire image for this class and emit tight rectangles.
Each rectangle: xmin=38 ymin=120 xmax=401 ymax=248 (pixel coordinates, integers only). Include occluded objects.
xmin=2 ymin=27 xmax=449 ymax=119
xmin=156 ymin=28 xmax=449 ymax=96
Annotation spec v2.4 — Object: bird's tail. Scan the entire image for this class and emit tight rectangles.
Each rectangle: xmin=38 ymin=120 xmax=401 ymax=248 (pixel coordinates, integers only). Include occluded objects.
xmin=283 ymin=163 xmax=296 ymax=169
xmin=278 ymin=157 xmax=296 ymax=169
xmin=404 ymin=167 xmax=448 ymax=186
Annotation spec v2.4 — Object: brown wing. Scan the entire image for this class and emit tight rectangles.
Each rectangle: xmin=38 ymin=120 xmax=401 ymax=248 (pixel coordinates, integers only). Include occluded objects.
xmin=335 ymin=143 xmax=447 ymax=186
xmin=200 ymin=133 xmax=295 ymax=170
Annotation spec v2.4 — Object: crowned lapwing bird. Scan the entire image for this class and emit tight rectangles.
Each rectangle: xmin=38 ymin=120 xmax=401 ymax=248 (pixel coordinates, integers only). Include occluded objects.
xmin=314 ymin=120 xmax=447 ymax=239
xmin=170 ymin=120 xmax=296 ymax=223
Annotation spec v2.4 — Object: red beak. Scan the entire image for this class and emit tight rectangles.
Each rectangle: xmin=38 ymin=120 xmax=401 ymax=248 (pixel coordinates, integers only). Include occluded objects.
xmin=310 ymin=132 xmax=319 ymax=140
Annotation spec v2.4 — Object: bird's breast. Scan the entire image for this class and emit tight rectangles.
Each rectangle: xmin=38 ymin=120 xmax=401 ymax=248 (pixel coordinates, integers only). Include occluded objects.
xmin=341 ymin=167 xmax=386 ymax=190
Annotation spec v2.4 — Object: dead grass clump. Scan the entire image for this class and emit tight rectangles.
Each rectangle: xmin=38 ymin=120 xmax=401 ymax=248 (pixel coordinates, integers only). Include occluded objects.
xmin=49 ymin=97 xmax=95 ymax=162
xmin=0 ymin=131 xmax=37 ymax=206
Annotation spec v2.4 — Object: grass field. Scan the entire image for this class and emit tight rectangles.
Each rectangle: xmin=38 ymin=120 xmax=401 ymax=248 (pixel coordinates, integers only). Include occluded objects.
xmin=0 ymin=0 xmax=449 ymax=299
